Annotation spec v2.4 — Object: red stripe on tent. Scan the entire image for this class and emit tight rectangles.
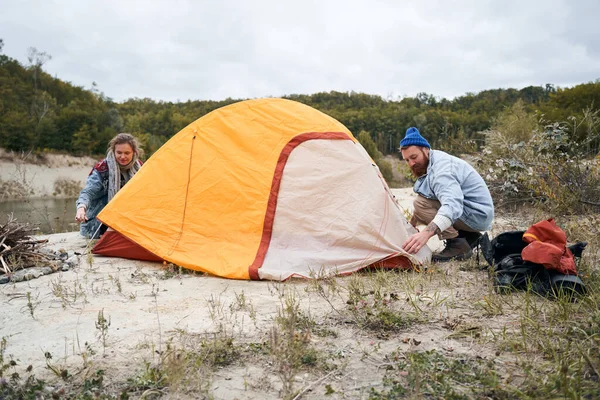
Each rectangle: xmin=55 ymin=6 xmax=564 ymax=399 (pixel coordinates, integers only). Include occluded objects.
xmin=248 ymin=132 xmax=353 ymax=280
xmin=92 ymin=230 xmax=164 ymax=262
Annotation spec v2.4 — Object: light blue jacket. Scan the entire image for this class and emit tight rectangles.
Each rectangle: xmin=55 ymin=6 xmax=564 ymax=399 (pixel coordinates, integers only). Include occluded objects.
xmin=413 ymin=150 xmax=494 ymax=231
xmin=76 ymin=162 xmax=110 ymax=239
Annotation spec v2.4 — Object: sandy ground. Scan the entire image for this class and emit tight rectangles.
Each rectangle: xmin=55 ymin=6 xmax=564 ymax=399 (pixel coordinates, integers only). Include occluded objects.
xmin=5 ymin=152 xmax=527 ymax=399
xmin=3 ymin=151 xmax=597 ymax=398
xmin=0 ymin=184 xmax=465 ymax=398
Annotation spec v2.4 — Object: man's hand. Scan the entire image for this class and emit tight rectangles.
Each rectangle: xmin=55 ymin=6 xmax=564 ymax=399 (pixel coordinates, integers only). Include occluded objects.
xmin=75 ymin=207 xmax=87 ymax=223
xmin=402 ymin=230 xmax=435 ymax=254
xmin=402 ymin=221 xmax=441 ymax=254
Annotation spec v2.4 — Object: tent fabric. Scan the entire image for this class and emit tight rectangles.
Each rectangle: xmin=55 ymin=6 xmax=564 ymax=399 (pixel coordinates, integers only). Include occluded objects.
xmin=93 ymin=98 xmax=431 ymax=280
xmin=254 ymin=139 xmax=424 ymax=280
xmin=92 ymin=229 xmax=163 ymax=262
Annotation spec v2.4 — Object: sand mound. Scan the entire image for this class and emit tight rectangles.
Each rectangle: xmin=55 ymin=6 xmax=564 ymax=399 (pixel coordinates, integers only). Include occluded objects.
xmin=0 ymin=150 xmax=98 ymax=200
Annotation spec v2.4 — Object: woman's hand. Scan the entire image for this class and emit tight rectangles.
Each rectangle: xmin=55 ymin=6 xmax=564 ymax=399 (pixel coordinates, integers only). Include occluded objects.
xmin=75 ymin=207 xmax=87 ymax=223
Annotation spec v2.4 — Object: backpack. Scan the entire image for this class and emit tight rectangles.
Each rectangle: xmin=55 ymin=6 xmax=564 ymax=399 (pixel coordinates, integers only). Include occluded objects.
xmin=479 ymin=230 xmax=587 ymax=297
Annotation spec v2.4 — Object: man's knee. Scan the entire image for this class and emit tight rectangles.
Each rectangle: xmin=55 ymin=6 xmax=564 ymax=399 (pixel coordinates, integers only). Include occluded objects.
xmin=412 ymin=195 xmax=440 ymax=224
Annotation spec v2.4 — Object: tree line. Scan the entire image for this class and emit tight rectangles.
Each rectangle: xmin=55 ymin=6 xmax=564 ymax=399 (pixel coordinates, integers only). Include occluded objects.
xmin=1 ymin=40 xmax=599 ymax=158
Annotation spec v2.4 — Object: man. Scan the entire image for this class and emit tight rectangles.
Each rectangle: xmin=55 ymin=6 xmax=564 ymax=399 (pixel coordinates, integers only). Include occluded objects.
xmin=400 ymin=127 xmax=494 ymax=261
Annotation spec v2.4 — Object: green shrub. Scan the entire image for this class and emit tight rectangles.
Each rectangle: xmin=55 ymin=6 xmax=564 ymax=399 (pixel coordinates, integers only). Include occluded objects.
xmin=376 ymin=158 xmax=393 ymax=183
xmin=53 ymin=177 xmax=83 ymax=197
xmin=357 ymin=130 xmax=395 ymax=183
xmin=477 ymin=114 xmax=600 ymax=214
xmin=484 ymin=99 xmax=539 ymax=151
xmin=437 ymin=128 xmax=479 ymax=155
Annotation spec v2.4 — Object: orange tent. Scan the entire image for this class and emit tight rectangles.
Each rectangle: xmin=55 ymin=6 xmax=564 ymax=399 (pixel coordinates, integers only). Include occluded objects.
xmin=93 ymin=98 xmax=430 ymax=280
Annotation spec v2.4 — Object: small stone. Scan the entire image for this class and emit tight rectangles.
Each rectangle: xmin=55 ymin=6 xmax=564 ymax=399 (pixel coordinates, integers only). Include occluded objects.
xmin=46 ymin=260 xmax=61 ymax=271
xmin=62 ymin=264 xmax=70 ymax=271
xmin=40 ymin=249 xmax=58 ymax=257
xmin=12 ymin=267 xmax=48 ymax=282
xmin=11 ymin=270 xmax=27 ymax=282
xmin=0 ymin=275 xmax=9 ymax=284
xmin=25 ymin=270 xmax=42 ymax=280
xmin=40 ymin=267 xmax=53 ymax=275
xmin=66 ymin=255 xmax=80 ymax=266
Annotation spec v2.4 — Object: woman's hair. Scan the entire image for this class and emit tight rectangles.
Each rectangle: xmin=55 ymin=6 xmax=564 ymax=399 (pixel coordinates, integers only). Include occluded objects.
xmin=107 ymin=133 xmax=144 ymax=159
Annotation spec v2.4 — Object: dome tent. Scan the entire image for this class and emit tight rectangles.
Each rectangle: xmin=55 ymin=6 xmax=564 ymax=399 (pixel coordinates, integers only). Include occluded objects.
xmin=93 ymin=98 xmax=431 ymax=280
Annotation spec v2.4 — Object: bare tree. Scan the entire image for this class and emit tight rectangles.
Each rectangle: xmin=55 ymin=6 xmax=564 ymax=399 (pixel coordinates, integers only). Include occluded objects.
xmin=25 ymin=47 xmax=55 ymax=126
xmin=27 ymin=47 xmax=52 ymax=90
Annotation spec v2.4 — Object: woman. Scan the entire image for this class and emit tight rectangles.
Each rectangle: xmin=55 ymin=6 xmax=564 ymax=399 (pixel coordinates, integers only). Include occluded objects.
xmin=75 ymin=133 xmax=143 ymax=238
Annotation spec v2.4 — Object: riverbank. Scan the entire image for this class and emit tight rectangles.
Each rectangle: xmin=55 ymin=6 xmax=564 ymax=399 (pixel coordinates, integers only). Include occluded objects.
xmin=0 ymin=149 xmax=410 ymax=202
xmin=0 ymin=148 xmax=97 ymax=201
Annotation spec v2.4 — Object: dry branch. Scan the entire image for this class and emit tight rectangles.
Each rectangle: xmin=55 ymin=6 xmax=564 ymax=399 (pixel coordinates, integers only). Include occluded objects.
xmin=580 ymin=199 xmax=600 ymax=207
xmin=0 ymin=255 xmax=11 ymax=274
xmin=0 ymin=214 xmax=48 ymax=274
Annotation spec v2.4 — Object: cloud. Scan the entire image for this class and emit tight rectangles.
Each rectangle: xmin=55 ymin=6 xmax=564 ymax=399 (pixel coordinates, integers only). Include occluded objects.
xmin=1 ymin=0 xmax=599 ymax=102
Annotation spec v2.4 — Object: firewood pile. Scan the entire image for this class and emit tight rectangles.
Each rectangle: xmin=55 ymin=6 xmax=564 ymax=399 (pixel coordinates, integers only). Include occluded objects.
xmin=0 ymin=215 xmax=49 ymax=275
xmin=0 ymin=215 xmax=81 ymax=284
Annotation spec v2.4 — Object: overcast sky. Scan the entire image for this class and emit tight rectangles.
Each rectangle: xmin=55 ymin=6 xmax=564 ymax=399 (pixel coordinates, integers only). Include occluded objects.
xmin=1 ymin=0 xmax=599 ymax=103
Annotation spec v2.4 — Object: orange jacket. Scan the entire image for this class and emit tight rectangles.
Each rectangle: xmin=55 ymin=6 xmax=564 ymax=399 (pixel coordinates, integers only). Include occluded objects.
xmin=522 ymin=219 xmax=577 ymax=275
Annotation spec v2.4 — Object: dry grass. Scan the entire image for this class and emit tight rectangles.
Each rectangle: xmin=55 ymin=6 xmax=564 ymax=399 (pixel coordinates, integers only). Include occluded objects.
xmin=53 ymin=178 xmax=83 ymax=197
xmin=1 ymin=138 xmax=599 ymax=398
xmin=2 ymin=239 xmax=599 ymax=399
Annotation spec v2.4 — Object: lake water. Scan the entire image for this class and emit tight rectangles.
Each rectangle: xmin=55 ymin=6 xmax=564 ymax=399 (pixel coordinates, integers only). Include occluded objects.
xmin=0 ymin=197 xmax=79 ymax=234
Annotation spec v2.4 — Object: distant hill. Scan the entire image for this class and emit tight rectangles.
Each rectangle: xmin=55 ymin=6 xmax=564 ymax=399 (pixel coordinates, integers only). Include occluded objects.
xmin=1 ymin=41 xmax=599 ymax=156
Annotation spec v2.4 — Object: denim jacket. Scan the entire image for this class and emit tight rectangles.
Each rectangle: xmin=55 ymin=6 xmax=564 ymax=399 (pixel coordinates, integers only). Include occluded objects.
xmin=76 ymin=161 xmax=110 ymax=238
xmin=413 ymin=150 xmax=494 ymax=231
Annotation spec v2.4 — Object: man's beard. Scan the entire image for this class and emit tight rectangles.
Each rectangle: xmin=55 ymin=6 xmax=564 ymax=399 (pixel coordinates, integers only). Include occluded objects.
xmin=410 ymin=152 xmax=429 ymax=177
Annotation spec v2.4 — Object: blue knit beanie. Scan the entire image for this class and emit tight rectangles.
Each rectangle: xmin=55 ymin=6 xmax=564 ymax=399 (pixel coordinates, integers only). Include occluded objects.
xmin=399 ymin=127 xmax=430 ymax=149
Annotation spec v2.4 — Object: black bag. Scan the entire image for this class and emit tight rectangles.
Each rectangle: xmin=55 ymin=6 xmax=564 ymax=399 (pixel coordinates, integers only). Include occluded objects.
xmin=480 ymin=230 xmax=586 ymax=297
